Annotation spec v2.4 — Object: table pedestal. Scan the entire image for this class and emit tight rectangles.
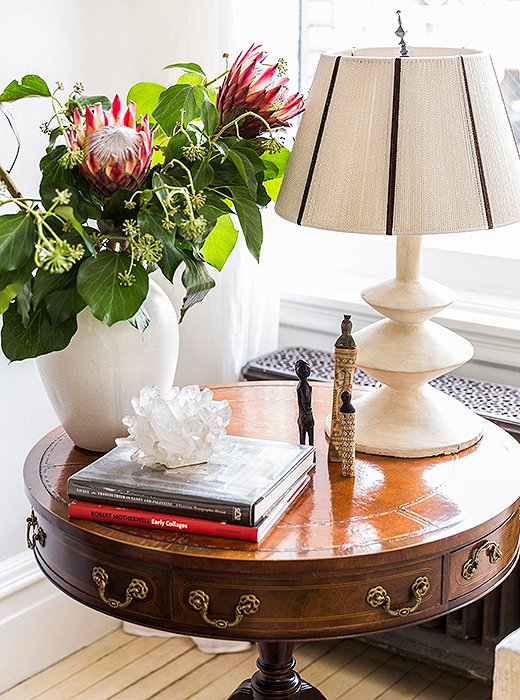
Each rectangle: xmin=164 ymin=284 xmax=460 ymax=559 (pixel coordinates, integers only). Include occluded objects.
xmin=229 ymin=643 xmax=326 ymax=699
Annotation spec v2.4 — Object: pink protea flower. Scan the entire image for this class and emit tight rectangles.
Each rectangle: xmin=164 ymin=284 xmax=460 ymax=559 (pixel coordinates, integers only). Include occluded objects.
xmin=216 ymin=45 xmax=305 ymax=138
xmin=66 ymin=96 xmax=153 ymax=197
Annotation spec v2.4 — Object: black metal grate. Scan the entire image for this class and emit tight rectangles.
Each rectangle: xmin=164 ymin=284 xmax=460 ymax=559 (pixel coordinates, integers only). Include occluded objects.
xmin=242 ymin=346 xmax=520 ymax=438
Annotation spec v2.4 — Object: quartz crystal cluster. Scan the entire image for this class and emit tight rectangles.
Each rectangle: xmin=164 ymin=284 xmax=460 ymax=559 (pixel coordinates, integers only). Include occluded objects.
xmin=118 ymin=385 xmax=232 ymax=469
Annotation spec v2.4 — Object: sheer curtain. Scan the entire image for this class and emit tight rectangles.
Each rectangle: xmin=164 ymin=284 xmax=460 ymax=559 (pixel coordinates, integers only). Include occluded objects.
xmin=169 ymin=0 xmax=300 ymax=385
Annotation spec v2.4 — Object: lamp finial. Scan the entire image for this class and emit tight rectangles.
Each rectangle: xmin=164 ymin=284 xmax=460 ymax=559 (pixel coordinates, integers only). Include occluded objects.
xmin=395 ymin=10 xmax=409 ymax=57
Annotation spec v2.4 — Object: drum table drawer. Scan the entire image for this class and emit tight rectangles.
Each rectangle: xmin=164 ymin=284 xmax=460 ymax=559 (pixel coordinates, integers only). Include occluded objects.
xmin=172 ymin=558 xmax=443 ymax=639
xmin=34 ymin=527 xmax=169 ymax=622
xmin=448 ymin=512 xmax=520 ymax=601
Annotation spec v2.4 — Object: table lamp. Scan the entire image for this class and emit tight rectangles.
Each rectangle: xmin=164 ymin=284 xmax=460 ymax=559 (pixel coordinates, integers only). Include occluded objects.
xmin=275 ymin=20 xmax=520 ymax=458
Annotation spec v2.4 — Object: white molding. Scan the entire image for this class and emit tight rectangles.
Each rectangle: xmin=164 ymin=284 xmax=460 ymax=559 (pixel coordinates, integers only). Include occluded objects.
xmin=0 ymin=551 xmax=43 ymax=600
xmin=0 ymin=551 xmax=118 ymax=693
xmin=280 ymin=291 xmax=520 ymax=387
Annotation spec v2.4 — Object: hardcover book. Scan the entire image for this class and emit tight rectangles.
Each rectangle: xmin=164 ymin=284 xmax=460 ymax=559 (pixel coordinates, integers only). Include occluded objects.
xmin=68 ymin=474 xmax=311 ymax=543
xmin=68 ymin=435 xmax=315 ymax=526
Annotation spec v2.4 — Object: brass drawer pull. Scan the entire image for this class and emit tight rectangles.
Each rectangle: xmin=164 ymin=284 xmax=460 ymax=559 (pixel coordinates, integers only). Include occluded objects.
xmin=188 ymin=589 xmax=260 ymax=629
xmin=462 ymin=541 xmax=502 ymax=581
xmin=26 ymin=510 xmax=46 ymax=549
xmin=367 ymin=576 xmax=431 ymax=618
xmin=92 ymin=566 xmax=148 ymax=609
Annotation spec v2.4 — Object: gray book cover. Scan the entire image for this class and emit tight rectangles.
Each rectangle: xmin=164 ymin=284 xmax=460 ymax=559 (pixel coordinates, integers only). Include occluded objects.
xmin=68 ymin=435 xmax=315 ymax=524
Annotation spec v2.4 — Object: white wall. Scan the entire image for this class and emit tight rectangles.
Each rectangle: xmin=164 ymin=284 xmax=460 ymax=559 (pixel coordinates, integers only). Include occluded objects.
xmin=0 ymin=0 xmax=301 ymax=689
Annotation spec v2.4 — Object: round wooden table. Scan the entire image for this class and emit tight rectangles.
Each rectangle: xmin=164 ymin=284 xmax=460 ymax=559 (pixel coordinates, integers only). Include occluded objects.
xmin=24 ymin=382 xmax=520 ymax=699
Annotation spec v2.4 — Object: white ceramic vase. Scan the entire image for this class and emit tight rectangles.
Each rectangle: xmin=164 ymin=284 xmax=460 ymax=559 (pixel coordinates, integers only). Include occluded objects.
xmin=36 ymin=279 xmax=179 ymax=452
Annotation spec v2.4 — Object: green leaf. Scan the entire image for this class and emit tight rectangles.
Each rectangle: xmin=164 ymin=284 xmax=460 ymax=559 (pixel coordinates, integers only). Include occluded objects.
xmin=102 ymin=188 xmax=134 ymax=226
xmin=214 ymin=140 xmax=229 ymax=160
xmin=32 ymin=267 xmax=78 ymax=309
xmin=177 ymin=73 xmax=204 ymax=86
xmin=74 ymin=95 xmax=112 ymax=112
xmin=200 ymin=214 xmax=238 ymax=271
xmin=76 ymin=250 xmax=149 ymax=325
xmin=40 ymin=146 xmax=75 ymax=188
xmin=191 ymin=161 xmax=214 ymax=191
xmin=263 ymin=176 xmax=283 ymax=202
xmin=55 ymin=206 xmax=96 ymax=255
xmin=164 ymin=62 xmax=206 ymax=76
xmin=200 ymin=101 xmax=218 ymax=135
xmin=0 ymin=74 xmax=50 ymax=102
xmin=163 ymin=131 xmax=191 ymax=163
xmin=261 ymin=146 xmax=291 ymax=180
xmin=153 ymin=84 xmax=206 ymax=134
xmin=45 ymin=287 xmax=85 ymax=327
xmin=151 ymin=172 xmax=172 ymax=207
xmin=223 ymin=137 xmax=265 ymax=173
xmin=180 ymin=252 xmax=215 ymax=320
xmin=228 ymin=186 xmax=263 ymax=262
xmin=228 ymin=150 xmax=257 ymax=198
xmin=0 ymin=261 xmax=33 ymax=290
xmin=0 ymin=284 xmax=18 ymax=313
xmin=127 ymin=82 xmax=165 ymax=123
xmin=0 ymin=213 xmax=35 ymax=271
xmin=40 ymin=181 xmax=90 ymax=223
xmin=138 ymin=208 xmax=182 ymax=281
xmin=1 ymin=302 xmax=77 ymax=361
xmin=129 ymin=306 xmax=151 ymax=333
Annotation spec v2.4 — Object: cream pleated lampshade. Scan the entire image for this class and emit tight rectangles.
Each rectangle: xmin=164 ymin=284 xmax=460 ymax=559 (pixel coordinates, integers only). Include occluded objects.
xmin=275 ymin=47 xmax=520 ymax=235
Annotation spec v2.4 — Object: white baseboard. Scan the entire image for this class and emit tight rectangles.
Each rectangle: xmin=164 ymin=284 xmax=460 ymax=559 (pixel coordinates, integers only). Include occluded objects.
xmin=0 ymin=550 xmax=118 ymax=693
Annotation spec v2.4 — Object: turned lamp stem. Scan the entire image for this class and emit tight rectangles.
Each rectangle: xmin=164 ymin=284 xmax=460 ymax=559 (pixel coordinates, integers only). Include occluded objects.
xmin=396 ymin=236 xmax=422 ymax=283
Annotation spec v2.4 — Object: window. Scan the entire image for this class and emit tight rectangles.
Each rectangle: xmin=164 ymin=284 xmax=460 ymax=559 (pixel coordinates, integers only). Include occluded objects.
xmin=299 ymin=0 xmax=520 ymax=260
xmin=276 ymin=0 xmax=519 ymax=384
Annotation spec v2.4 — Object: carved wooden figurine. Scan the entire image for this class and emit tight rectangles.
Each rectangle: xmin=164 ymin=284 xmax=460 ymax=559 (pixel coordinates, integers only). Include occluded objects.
xmin=339 ymin=390 xmax=356 ymax=477
xmin=295 ymin=359 xmax=314 ymax=446
xmin=328 ymin=315 xmax=357 ymax=462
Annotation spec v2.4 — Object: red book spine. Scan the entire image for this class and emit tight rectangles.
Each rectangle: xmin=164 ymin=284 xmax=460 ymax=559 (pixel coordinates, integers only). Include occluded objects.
xmin=68 ymin=501 xmax=262 ymax=541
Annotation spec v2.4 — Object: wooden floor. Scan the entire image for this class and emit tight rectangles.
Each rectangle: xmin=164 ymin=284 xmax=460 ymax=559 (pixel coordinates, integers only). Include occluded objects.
xmin=1 ymin=630 xmax=492 ymax=700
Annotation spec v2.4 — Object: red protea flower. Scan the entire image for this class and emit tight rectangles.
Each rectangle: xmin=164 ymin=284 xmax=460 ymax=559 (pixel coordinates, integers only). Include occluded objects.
xmin=216 ymin=45 xmax=304 ymax=138
xmin=66 ymin=96 xmax=153 ymax=197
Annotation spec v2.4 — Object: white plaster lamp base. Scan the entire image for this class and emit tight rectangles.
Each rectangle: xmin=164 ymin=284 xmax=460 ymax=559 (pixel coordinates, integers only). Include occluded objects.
xmin=330 ymin=236 xmax=484 ymax=458
xmin=353 ymin=384 xmax=484 ymax=458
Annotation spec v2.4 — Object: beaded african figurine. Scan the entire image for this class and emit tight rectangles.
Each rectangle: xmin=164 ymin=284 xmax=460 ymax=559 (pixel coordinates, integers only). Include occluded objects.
xmin=328 ymin=315 xmax=357 ymax=462
xmin=339 ymin=390 xmax=356 ymax=477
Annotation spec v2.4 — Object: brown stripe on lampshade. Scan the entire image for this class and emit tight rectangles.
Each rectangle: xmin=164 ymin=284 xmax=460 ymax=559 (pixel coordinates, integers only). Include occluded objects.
xmin=460 ymin=55 xmax=493 ymax=229
xmin=296 ymin=55 xmax=342 ymax=226
xmin=275 ymin=47 xmax=520 ymax=235
xmin=386 ymin=58 xmax=402 ymax=236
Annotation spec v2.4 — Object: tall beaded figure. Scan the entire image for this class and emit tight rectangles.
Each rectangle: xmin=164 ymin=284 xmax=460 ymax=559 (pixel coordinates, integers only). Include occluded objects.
xmin=295 ymin=359 xmax=314 ymax=446
xmin=328 ymin=315 xmax=357 ymax=462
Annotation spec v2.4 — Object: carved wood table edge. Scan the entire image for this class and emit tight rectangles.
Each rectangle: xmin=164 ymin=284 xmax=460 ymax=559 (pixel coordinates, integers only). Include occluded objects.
xmin=23 ymin=381 xmax=520 ymax=699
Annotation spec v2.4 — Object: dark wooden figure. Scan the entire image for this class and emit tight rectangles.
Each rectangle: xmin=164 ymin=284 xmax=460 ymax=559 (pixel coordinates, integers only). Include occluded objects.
xmin=340 ymin=390 xmax=355 ymax=415
xmin=295 ymin=359 xmax=314 ymax=446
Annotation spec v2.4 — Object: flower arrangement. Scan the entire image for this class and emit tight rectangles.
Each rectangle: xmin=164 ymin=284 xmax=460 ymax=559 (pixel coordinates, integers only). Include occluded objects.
xmin=0 ymin=45 xmax=304 ymax=361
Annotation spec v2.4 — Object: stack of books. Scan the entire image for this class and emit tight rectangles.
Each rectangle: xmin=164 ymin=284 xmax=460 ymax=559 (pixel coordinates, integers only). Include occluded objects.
xmin=67 ymin=435 xmax=315 ymax=542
